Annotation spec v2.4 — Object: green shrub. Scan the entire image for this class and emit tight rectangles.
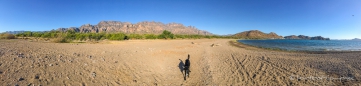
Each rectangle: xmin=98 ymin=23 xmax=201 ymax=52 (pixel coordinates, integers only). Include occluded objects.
xmin=129 ymin=34 xmax=143 ymax=39
xmin=32 ymin=32 xmax=43 ymax=38
xmin=10 ymin=29 xmax=235 ymax=42
xmin=41 ymin=32 xmax=51 ymax=38
xmin=174 ymin=35 xmax=185 ymax=39
xmin=52 ymin=37 xmax=69 ymax=43
xmin=145 ymin=34 xmax=157 ymax=39
xmin=24 ymin=31 xmax=32 ymax=37
xmin=109 ymin=33 xmax=126 ymax=40
xmin=158 ymin=30 xmax=174 ymax=39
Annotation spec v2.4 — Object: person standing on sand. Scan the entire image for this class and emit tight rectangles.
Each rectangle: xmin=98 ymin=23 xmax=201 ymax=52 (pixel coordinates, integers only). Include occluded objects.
xmin=184 ymin=54 xmax=191 ymax=76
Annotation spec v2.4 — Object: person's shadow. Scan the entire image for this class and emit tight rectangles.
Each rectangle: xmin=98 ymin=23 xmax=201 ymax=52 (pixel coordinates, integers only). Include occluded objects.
xmin=179 ymin=59 xmax=189 ymax=80
xmin=178 ymin=59 xmax=184 ymax=75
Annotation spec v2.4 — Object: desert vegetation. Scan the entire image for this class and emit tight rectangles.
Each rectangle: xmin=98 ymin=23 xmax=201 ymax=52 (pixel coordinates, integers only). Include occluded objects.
xmin=10 ymin=30 xmax=230 ymax=43
xmin=0 ymin=33 xmax=16 ymax=39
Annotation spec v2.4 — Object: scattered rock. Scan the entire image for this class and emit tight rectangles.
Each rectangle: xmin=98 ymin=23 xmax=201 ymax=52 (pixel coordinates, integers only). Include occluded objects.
xmin=17 ymin=53 xmax=24 ymax=58
xmin=49 ymin=64 xmax=53 ymax=66
xmin=19 ymin=78 xmax=24 ymax=81
xmin=73 ymin=53 xmax=80 ymax=57
xmin=91 ymin=72 xmax=96 ymax=78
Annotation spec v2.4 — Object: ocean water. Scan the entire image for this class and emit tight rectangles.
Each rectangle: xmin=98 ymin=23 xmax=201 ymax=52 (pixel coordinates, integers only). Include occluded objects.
xmin=237 ymin=39 xmax=361 ymax=51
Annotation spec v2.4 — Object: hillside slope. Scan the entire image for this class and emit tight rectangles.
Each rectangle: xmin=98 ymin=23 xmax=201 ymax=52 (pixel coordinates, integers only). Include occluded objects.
xmin=57 ymin=21 xmax=212 ymax=35
xmin=233 ymin=30 xmax=283 ymax=39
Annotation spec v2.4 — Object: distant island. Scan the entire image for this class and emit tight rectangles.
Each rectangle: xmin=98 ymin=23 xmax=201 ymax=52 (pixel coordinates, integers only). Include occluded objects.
xmin=352 ymin=38 xmax=361 ymax=40
xmin=284 ymin=35 xmax=330 ymax=40
xmin=231 ymin=30 xmax=330 ymax=40
xmin=232 ymin=30 xmax=283 ymax=39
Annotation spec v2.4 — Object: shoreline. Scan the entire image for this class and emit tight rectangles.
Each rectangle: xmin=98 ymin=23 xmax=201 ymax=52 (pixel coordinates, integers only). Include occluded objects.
xmin=231 ymin=39 xmax=361 ymax=54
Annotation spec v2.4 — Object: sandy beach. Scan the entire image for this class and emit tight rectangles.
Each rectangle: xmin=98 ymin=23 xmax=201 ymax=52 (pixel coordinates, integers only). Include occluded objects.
xmin=0 ymin=39 xmax=360 ymax=85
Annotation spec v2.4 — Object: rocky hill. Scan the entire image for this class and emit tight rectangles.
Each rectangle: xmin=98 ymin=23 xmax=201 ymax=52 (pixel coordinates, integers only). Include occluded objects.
xmin=284 ymin=35 xmax=330 ymax=40
xmin=57 ymin=21 xmax=212 ymax=35
xmin=232 ymin=30 xmax=283 ymax=39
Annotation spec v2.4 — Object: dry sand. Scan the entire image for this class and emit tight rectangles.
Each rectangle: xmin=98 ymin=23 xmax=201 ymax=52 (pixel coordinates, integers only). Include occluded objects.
xmin=0 ymin=39 xmax=360 ymax=85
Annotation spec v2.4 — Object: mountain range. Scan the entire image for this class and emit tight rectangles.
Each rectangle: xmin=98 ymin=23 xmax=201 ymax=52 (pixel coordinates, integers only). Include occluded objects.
xmin=284 ymin=35 xmax=330 ymax=40
xmin=5 ymin=21 xmax=332 ymax=40
xmin=57 ymin=21 xmax=212 ymax=35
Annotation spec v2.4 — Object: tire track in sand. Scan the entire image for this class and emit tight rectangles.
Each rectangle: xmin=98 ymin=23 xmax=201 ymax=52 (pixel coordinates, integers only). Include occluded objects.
xmin=206 ymin=41 xmax=297 ymax=85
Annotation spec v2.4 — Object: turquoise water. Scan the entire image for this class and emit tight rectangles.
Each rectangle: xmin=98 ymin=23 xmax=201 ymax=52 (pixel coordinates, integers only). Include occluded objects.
xmin=237 ymin=39 xmax=361 ymax=51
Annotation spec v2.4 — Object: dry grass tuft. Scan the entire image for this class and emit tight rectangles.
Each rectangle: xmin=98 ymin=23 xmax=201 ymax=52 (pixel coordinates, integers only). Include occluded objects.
xmin=0 ymin=33 xmax=16 ymax=39
xmin=52 ymin=37 xmax=69 ymax=43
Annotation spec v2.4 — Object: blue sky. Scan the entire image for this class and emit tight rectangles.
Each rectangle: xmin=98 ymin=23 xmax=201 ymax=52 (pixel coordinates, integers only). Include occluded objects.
xmin=0 ymin=0 xmax=360 ymax=39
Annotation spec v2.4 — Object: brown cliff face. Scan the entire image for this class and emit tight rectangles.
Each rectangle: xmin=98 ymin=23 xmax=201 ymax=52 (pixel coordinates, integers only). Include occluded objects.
xmin=233 ymin=30 xmax=283 ymax=39
xmin=57 ymin=21 xmax=212 ymax=35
